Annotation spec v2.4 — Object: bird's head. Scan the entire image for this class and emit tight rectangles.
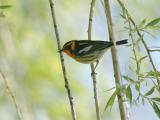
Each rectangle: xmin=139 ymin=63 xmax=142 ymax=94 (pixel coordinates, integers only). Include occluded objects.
xmin=59 ymin=40 xmax=76 ymax=57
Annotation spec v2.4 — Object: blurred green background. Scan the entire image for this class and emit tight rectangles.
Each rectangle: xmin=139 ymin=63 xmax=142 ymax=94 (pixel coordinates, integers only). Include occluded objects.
xmin=0 ymin=0 xmax=160 ymax=120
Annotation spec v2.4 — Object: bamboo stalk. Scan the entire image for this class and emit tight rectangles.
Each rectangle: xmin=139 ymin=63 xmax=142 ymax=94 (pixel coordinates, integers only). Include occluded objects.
xmin=48 ymin=0 xmax=76 ymax=120
xmin=88 ymin=0 xmax=101 ymax=120
xmin=104 ymin=0 xmax=131 ymax=120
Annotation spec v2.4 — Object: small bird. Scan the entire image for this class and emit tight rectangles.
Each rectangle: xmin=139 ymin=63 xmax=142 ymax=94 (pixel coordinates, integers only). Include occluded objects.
xmin=60 ymin=39 xmax=128 ymax=64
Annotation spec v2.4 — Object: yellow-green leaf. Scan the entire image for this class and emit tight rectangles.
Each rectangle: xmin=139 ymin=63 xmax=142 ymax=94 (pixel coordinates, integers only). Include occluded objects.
xmin=122 ymin=75 xmax=135 ymax=83
xmin=104 ymin=89 xmax=117 ymax=111
xmin=139 ymin=19 xmax=147 ymax=28
xmin=138 ymin=56 xmax=148 ymax=64
xmin=135 ymin=84 xmax=140 ymax=92
xmin=126 ymin=85 xmax=132 ymax=103
xmin=146 ymin=18 xmax=160 ymax=27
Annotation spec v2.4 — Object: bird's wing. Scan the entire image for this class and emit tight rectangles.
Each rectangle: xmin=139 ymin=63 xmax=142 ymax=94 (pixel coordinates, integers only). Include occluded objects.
xmin=73 ymin=41 xmax=112 ymax=56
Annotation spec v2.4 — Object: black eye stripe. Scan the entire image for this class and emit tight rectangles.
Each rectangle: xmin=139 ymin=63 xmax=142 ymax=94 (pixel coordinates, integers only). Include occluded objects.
xmin=63 ymin=42 xmax=72 ymax=50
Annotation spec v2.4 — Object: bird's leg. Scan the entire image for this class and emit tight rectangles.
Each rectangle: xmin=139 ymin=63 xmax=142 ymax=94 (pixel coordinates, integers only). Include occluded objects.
xmin=94 ymin=60 xmax=99 ymax=71
xmin=91 ymin=60 xmax=99 ymax=76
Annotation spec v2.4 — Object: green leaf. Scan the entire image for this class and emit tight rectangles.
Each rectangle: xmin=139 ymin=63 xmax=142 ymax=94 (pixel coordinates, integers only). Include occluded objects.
xmin=120 ymin=14 xmax=126 ymax=19
xmin=152 ymin=97 xmax=160 ymax=103
xmin=122 ymin=75 xmax=135 ymax=83
xmin=139 ymin=19 xmax=147 ymax=28
xmin=146 ymin=18 xmax=160 ymax=27
xmin=151 ymin=102 xmax=160 ymax=118
xmin=126 ymin=85 xmax=132 ymax=103
xmin=0 ymin=5 xmax=11 ymax=9
xmin=146 ymin=71 xmax=160 ymax=77
xmin=104 ymin=89 xmax=117 ymax=111
xmin=135 ymin=84 xmax=140 ymax=92
xmin=144 ymin=87 xmax=155 ymax=96
xmin=138 ymin=56 xmax=148 ymax=64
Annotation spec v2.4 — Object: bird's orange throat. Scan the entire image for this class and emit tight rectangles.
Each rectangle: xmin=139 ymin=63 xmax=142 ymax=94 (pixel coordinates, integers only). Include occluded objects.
xmin=63 ymin=50 xmax=73 ymax=57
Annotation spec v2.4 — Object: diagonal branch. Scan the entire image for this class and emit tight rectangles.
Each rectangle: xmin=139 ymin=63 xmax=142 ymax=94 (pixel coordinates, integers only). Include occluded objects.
xmin=0 ymin=71 xmax=23 ymax=120
xmin=48 ymin=0 xmax=76 ymax=120
xmin=104 ymin=0 xmax=131 ymax=120
xmin=88 ymin=0 xmax=101 ymax=120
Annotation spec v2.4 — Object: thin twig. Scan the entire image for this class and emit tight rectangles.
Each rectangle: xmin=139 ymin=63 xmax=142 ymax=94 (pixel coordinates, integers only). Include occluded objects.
xmin=134 ymin=25 xmax=160 ymax=92
xmin=0 ymin=71 xmax=23 ymax=120
xmin=117 ymin=0 xmax=160 ymax=92
xmin=104 ymin=0 xmax=131 ymax=120
xmin=48 ymin=0 xmax=76 ymax=120
xmin=88 ymin=0 xmax=101 ymax=120
xmin=125 ymin=10 xmax=140 ymax=82
xmin=149 ymin=49 xmax=160 ymax=52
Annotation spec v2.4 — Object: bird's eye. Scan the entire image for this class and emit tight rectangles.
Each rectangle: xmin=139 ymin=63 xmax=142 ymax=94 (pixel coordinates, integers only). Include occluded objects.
xmin=63 ymin=41 xmax=74 ymax=51
xmin=66 ymin=45 xmax=71 ymax=49
xmin=63 ymin=44 xmax=71 ymax=51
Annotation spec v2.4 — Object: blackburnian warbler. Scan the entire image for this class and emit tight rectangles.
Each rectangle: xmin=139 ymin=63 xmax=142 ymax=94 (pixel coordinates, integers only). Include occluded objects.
xmin=60 ymin=39 xmax=128 ymax=64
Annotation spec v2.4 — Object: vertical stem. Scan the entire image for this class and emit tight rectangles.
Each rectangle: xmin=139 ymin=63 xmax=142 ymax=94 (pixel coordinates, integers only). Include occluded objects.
xmin=127 ymin=15 xmax=140 ymax=81
xmin=104 ymin=0 xmax=131 ymax=120
xmin=48 ymin=0 xmax=76 ymax=120
xmin=88 ymin=0 xmax=101 ymax=120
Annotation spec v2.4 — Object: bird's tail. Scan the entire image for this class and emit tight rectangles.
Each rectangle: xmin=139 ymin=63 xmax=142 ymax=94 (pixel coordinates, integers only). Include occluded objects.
xmin=116 ymin=39 xmax=128 ymax=45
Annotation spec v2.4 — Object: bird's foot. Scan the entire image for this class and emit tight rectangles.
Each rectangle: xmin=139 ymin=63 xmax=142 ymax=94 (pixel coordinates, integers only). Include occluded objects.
xmin=91 ymin=70 xmax=97 ymax=76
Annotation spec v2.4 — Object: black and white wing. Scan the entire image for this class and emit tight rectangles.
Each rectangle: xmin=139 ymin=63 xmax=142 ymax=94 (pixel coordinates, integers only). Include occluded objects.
xmin=73 ymin=40 xmax=113 ymax=56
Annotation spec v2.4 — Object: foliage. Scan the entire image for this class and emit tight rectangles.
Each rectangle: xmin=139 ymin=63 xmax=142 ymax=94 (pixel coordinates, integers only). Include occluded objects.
xmin=0 ymin=0 xmax=160 ymax=120
xmin=0 ymin=5 xmax=11 ymax=17
xmin=0 ymin=5 xmax=11 ymax=9
xmin=116 ymin=1 xmax=160 ymax=118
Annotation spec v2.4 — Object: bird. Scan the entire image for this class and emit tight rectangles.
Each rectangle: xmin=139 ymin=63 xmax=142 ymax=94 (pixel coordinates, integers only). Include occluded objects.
xmin=60 ymin=39 xmax=128 ymax=65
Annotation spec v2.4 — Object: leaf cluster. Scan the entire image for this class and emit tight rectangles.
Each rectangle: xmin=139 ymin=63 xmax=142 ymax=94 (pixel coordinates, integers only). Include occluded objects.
xmin=104 ymin=1 xmax=160 ymax=118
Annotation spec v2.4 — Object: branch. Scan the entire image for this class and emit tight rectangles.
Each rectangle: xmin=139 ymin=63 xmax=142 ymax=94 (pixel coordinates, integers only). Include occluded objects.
xmin=149 ymin=49 xmax=160 ymax=52
xmin=117 ymin=0 xmax=160 ymax=92
xmin=104 ymin=0 xmax=131 ymax=120
xmin=0 ymin=71 xmax=23 ymax=120
xmin=88 ymin=0 xmax=101 ymax=120
xmin=48 ymin=0 xmax=76 ymax=120
xmin=124 ymin=7 xmax=140 ymax=82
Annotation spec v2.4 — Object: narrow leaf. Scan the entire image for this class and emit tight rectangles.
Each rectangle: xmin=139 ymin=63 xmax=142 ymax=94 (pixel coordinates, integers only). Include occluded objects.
xmin=151 ymin=102 xmax=160 ymax=118
xmin=144 ymin=87 xmax=155 ymax=96
xmin=0 ymin=5 xmax=11 ymax=9
xmin=152 ymin=97 xmax=160 ymax=103
xmin=139 ymin=19 xmax=147 ymax=28
xmin=122 ymin=75 xmax=135 ymax=83
xmin=146 ymin=18 xmax=160 ymax=27
xmin=104 ymin=90 xmax=117 ymax=111
xmin=126 ymin=85 xmax=132 ymax=103
xmin=135 ymin=84 xmax=140 ymax=92
xmin=138 ymin=56 xmax=148 ymax=64
xmin=120 ymin=14 xmax=126 ymax=19
xmin=146 ymin=71 xmax=160 ymax=77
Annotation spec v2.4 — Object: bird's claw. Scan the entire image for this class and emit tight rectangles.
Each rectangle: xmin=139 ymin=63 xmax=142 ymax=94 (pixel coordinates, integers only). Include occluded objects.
xmin=91 ymin=71 xmax=97 ymax=76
